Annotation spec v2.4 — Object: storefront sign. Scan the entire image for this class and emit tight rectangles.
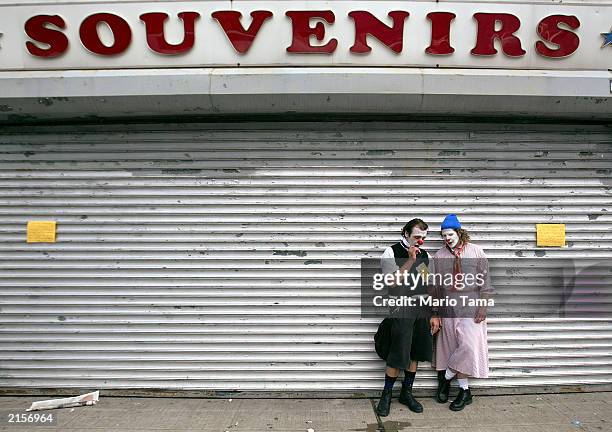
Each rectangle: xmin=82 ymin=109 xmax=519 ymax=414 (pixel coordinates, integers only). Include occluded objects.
xmin=0 ymin=1 xmax=609 ymax=70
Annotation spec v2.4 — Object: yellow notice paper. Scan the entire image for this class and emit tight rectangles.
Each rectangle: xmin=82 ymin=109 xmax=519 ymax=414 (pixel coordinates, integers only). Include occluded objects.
xmin=536 ymin=224 xmax=565 ymax=247
xmin=27 ymin=221 xmax=57 ymax=243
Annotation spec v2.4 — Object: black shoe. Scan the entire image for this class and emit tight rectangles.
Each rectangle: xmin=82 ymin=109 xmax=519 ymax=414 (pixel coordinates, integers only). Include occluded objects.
xmin=398 ymin=385 xmax=423 ymax=413
xmin=375 ymin=388 xmax=392 ymax=417
xmin=436 ymin=372 xmax=452 ymax=403
xmin=449 ymin=388 xmax=472 ymax=411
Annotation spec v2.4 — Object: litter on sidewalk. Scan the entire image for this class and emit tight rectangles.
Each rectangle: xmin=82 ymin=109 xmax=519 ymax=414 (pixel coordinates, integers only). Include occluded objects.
xmin=25 ymin=390 xmax=99 ymax=411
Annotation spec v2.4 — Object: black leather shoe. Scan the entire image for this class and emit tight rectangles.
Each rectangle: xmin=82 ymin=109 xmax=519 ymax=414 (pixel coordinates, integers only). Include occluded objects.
xmin=436 ymin=372 xmax=452 ymax=403
xmin=375 ymin=388 xmax=392 ymax=417
xmin=398 ymin=385 xmax=423 ymax=413
xmin=449 ymin=388 xmax=472 ymax=411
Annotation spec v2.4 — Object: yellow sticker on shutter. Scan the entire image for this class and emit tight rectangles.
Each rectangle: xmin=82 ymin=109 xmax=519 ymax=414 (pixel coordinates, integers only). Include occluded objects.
xmin=27 ymin=221 xmax=57 ymax=243
xmin=536 ymin=224 xmax=565 ymax=247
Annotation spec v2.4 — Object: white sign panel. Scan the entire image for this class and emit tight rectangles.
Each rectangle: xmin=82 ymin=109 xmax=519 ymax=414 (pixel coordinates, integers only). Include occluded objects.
xmin=0 ymin=0 xmax=610 ymax=71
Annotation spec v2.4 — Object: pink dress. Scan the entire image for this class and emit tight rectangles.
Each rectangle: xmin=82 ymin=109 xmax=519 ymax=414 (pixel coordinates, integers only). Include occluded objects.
xmin=431 ymin=242 xmax=493 ymax=378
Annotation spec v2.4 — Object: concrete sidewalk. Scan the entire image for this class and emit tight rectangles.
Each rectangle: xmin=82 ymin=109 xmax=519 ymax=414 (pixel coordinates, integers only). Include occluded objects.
xmin=0 ymin=392 xmax=609 ymax=432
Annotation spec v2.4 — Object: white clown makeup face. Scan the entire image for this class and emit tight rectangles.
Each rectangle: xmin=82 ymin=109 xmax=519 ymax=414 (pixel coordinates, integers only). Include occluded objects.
xmin=441 ymin=229 xmax=459 ymax=249
xmin=405 ymin=227 xmax=428 ymax=247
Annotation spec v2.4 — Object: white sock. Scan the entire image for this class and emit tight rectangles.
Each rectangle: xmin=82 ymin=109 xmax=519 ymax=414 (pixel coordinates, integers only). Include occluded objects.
xmin=444 ymin=368 xmax=456 ymax=380
xmin=457 ymin=378 xmax=469 ymax=390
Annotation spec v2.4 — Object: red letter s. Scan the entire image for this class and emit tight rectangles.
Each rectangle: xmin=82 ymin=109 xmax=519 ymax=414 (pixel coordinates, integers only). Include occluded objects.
xmin=25 ymin=15 xmax=68 ymax=58
xmin=535 ymin=15 xmax=580 ymax=58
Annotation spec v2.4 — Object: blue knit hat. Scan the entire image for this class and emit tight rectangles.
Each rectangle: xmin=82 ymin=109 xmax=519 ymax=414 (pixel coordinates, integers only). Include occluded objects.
xmin=441 ymin=214 xmax=461 ymax=230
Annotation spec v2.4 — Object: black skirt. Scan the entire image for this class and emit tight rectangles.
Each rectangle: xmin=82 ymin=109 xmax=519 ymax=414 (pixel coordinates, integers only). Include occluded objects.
xmin=385 ymin=316 xmax=433 ymax=368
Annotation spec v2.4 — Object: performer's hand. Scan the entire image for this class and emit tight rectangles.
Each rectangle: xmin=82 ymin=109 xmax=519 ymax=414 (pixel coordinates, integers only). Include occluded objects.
xmin=474 ymin=307 xmax=487 ymax=323
xmin=430 ymin=316 xmax=441 ymax=335
xmin=408 ymin=245 xmax=420 ymax=260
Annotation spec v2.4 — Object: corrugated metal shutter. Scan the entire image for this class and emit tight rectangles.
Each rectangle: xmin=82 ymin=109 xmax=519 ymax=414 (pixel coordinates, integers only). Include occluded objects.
xmin=0 ymin=121 xmax=611 ymax=392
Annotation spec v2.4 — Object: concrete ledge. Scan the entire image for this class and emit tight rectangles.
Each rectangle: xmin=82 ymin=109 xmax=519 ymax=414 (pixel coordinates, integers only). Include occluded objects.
xmin=0 ymin=68 xmax=610 ymax=123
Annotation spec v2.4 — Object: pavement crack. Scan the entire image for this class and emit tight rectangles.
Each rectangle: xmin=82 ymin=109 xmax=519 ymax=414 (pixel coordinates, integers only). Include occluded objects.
xmin=369 ymin=398 xmax=385 ymax=432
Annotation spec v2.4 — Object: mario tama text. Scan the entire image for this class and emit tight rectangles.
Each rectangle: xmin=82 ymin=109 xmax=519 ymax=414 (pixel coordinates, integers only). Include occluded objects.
xmin=372 ymin=294 xmax=493 ymax=309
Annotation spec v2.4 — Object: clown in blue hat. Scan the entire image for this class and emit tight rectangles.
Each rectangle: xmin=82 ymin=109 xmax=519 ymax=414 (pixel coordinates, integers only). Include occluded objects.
xmin=440 ymin=214 xmax=469 ymax=250
xmin=431 ymin=214 xmax=494 ymax=412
